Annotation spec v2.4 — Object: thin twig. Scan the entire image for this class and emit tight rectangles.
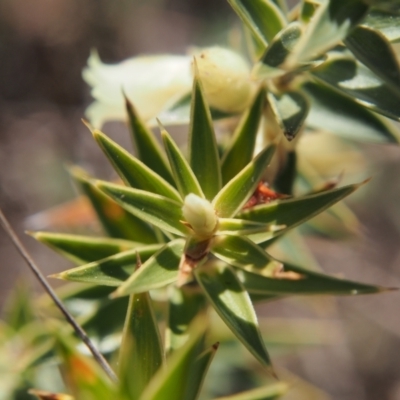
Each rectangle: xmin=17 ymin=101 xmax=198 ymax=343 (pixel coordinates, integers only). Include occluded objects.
xmin=0 ymin=208 xmax=118 ymax=383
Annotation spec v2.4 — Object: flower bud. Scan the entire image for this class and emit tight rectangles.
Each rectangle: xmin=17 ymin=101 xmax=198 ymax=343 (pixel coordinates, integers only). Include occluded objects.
xmin=192 ymin=47 xmax=255 ymax=113
xmin=182 ymin=193 xmax=218 ymax=237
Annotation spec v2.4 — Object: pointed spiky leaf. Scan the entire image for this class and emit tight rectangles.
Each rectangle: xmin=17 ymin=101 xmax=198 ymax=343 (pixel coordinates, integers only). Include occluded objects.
xmin=217 ymin=218 xmax=281 ymax=237
xmin=70 ymin=167 xmax=157 ymax=243
xmin=96 ymin=181 xmax=188 ymax=236
xmin=29 ymin=232 xmax=139 ymax=264
xmin=161 ymin=126 xmax=204 ymax=199
xmin=291 ymin=0 xmax=369 ymax=62
xmin=93 ymin=130 xmax=181 ymax=201
xmin=166 ymin=286 xmax=207 ymax=353
xmin=312 ymin=54 xmax=400 ymax=121
xmin=139 ymin=315 xmax=207 ymax=400
xmin=112 ymin=239 xmax=185 ymax=296
xmin=221 ymin=87 xmax=266 ymax=184
xmin=52 ymin=245 xmax=163 ymax=286
xmin=227 ymin=0 xmax=286 ymax=51
xmin=118 ymin=293 xmax=164 ymax=400
xmin=252 ymin=22 xmax=302 ymax=79
xmin=240 ymin=264 xmax=390 ymax=295
xmin=303 ymin=81 xmax=399 ymax=143
xmin=238 ymin=181 xmax=366 ymax=243
xmin=211 ymin=235 xmax=282 ymax=276
xmin=363 ymin=9 xmax=400 ymax=42
xmin=189 ymin=72 xmax=222 ymax=200
xmin=213 ymin=144 xmax=276 ymax=218
xmin=345 ymin=25 xmax=400 ymax=94
xmin=195 ymin=262 xmax=273 ymax=371
xmin=267 ymin=91 xmax=309 ymax=141
xmin=126 ymin=97 xmax=174 ymax=185
xmin=214 ymin=382 xmax=289 ymax=400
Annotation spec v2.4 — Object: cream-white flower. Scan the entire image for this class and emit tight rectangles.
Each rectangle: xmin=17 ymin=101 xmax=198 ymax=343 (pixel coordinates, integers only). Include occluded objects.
xmin=83 ymin=50 xmax=192 ymax=128
xmin=83 ymin=47 xmax=254 ymax=128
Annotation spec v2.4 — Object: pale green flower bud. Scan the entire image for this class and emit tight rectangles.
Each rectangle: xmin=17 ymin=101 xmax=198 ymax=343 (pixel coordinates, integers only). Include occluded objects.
xmin=182 ymin=193 xmax=218 ymax=237
xmin=193 ymin=46 xmax=255 ymax=113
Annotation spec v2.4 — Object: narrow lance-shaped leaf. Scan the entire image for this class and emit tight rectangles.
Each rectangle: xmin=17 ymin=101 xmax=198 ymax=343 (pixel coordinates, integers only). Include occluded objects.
xmin=217 ymin=218 xmax=283 ymax=237
xmin=302 ymin=80 xmax=399 ymax=143
xmin=195 ymin=262 xmax=274 ymax=373
xmin=50 ymin=244 xmax=163 ymax=286
xmin=290 ymin=0 xmax=369 ymax=63
xmin=166 ymin=286 xmax=207 ymax=353
xmin=112 ymin=239 xmax=185 ymax=297
xmin=188 ymin=68 xmax=222 ymax=200
xmin=183 ymin=342 xmax=219 ymax=400
xmin=93 ymin=130 xmax=181 ymax=202
xmin=238 ymin=180 xmax=367 ymax=243
xmin=345 ymin=25 xmax=400 ymax=95
xmin=125 ymin=96 xmax=175 ymax=185
xmin=227 ymin=0 xmax=286 ymax=51
xmin=214 ymin=382 xmax=289 ymax=400
xmin=363 ymin=9 xmax=400 ymax=43
xmin=267 ymin=90 xmax=309 ymax=141
xmin=239 ymin=263 xmax=392 ymax=295
xmin=96 ymin=181 xmax=188 ymax=236
xmin=139 ymin=315 xmax=208 ymax=400
xmin=252 ymin=22 xmax=302 ymax=79
xmin=211 ymin=235 xmax=282 ymax=276
xmin=118 ymin=289 xmax=164 ymax=400
xmin=160 ymin=125 xmax=204 ymax=199
xmin=70 ymin=166 xmax=158 ymax=243
xmin=221 ymin=86 xmax=266 ymax=184
xmin=312 ymin=54 xmax=400 ymax=121
xmin=213 ymin=143 xmax=276 ymax=218
xmin=29 ymin=231 xmax=140 ymax=264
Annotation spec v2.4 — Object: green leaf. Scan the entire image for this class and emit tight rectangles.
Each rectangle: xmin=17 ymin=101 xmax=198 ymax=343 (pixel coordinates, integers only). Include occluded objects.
xmin=239 ymin=263 xmax=390 ymax=295
xmin=363 ymin=9 xmax=400 ymax=42
xmin=188 ymin=72 xmax=222 ymax=200
xmin=211 ymin=235 xmax=283 ymax=276
xmin=267 ymin=90 xmax=309 ymax=141
xmin=70 ymin=166 xmax=158 ymax=243
xmin=166 ymin=286 xmax=207 ymax=353
xmin=184 ymin=343 xmax=219 ymax=400
xmin=93 ymin=130 xmax=181 ymax=202
xmin=29 ymin=232 xmax=139 ymax=264
xmin=238 ymin=181 xmax=365 ymax=243
xmin=300 ymin=0 xmax=321 ymax=23
xmin=273 ymin=150 xmax=296 ymax=195
xmin=156 ymin=93 xmax=237 ymax=127
xmin=302 ymin=80 xmax=400 ymax=143
xmin=217 ymin=218 xmax=282 ymax=237
xmin=160 ymin=126 xmax=204 ymax=199
xmin=214 ymin=382 xmax=289 ymax=400
xmin=118 ymin=293 xmax=164 ymax=400
xmin=213 ymin=144 xmax=276 ymax=218
xmin=51 ymin=244 xmax=163 ymax=286
xmin=195 ymin=262 xmax=274 ymax=372
xmin=139 ymin=315 xmax=208 ymax=400
xmin=96 ymin=181 xmax=188 ymax=236
xmin=312 ymin=53 xmax=400 ymax=121
xmin=221 ymin=87 xmax=266 ymax=184
xmin=112 ymin=239 xmax=185 ymax=296
xmin=125 ymin=96 xmax=175 ymax=185
xmin=292 ymin=0 xmax=369 ymax=62
xmin=345 ymin=25 xmax=400 ymax=94
xmin=227 ymin=0 xmax=286 ymax=50
xmin=252 ymin=22 xmax=302 ymax=79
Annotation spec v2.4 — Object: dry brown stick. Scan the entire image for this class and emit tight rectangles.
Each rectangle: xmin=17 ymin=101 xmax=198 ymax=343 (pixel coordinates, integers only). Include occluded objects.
xmin=0 ymin=207 xmax=118 ymax=383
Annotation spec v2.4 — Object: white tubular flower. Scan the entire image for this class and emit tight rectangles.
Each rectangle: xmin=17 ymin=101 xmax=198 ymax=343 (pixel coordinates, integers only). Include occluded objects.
xmin=182 ymin=194 xmax=218 ymax=237
xmin=83 ymin=47 xmax=255 ymax=128
xmin=193 ymin=46 xmax=255 ymax=113
xmin=83 ymin=51 xmax=192 ymax=128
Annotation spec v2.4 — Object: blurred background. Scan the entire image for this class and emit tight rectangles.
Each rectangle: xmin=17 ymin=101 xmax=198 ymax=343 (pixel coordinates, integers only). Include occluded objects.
xmin=1 ymin=1 xmax=400 ymax=399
